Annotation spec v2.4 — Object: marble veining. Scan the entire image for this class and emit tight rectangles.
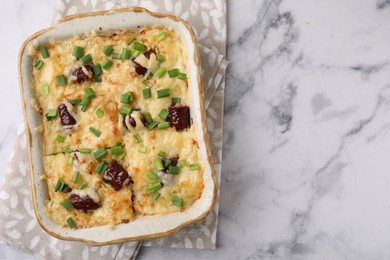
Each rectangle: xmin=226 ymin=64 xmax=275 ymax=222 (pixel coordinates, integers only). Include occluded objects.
xmin=3 ymin=0 xmax=390 ymax=259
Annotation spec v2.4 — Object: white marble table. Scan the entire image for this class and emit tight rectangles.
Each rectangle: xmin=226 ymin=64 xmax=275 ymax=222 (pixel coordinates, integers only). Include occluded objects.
xmin=2 ymin=0 xmax=390 ymax=259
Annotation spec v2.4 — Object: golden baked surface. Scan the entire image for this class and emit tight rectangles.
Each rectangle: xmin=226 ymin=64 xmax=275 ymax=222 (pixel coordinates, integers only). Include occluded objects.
xmin=31 ymin=26 xmax=203 ymax=229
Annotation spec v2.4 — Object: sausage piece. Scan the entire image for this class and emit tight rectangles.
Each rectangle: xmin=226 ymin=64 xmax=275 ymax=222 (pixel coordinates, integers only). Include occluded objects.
xmin=69 ymin=194 xmax=100 ymax=210
xmin=168 ymin=105 xmax=190 ymax=130
xmin=58 ymin=103 xmax=76 ymax=126
xmin=103 ymin=161 xmax=132 ymax=191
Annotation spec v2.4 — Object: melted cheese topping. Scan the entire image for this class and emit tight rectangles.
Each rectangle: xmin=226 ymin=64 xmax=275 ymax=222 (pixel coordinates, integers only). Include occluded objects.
xmin=32 ymin=26 xmax=204 ymax=229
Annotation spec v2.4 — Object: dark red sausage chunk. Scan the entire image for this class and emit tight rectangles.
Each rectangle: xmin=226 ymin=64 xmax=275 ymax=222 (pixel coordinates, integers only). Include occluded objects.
xmin=168 ymin=105 xmax=191 ymax=130
xmin=144 ymin=49 xmax=154 ymax=59
xmin=132 ymin=60 xmax=147 ymax=76
xmin=72 ymin=64 xmax=94 ymax=83
xmin=69 ymin=194 xmax=100 ymax=211
xmin=103 ymin=161 xmax=131 ymax=191
xmin=58 ymin=103 xmax=76 ymax=126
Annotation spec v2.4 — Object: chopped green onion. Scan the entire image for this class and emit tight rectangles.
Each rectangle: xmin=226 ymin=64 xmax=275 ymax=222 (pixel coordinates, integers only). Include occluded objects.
xmin=34 ymin=60 xmax=44 ymax=70
xmin=60 ymin=199 xmax=74 ymax=210
xmin=79 ymin=180 xmax=87 ymax=190
xmin=168 ymin=69 xmax=180 ymax=78
xmin=189 ymin=163 xmax=199 ymax=171
xmin=54 ymin=179 xmax=65 ymax=192
xmin=102 ymin=59 xmax=113 ymax=70
xmin=93 ymin=148 xmax=107 ymax=160
xmin=142 ymin=80 xmax=153 ymax=89
xmin=69 ymin=98 xmax=81 ymax=105
xmin=92 ymin=75 xmax=102 ymax=82
xmin=146 ymin=181 xmax=162 ymax=193
xmin=132 ymin=50 xmax=141 ymax=58
xmin=172 ymin=197 xmax=183 ymax=207
xmin=96 ymin=161 xmax=108 ymax=174
xmin=66 ymin=217 xmax=76 ymax=229
xmin=138 ymin=146 xmax=147 ymax=153
xmin=133 ymin=134 xmax=142 ymax=143
xmin=40 ymin=47 xmax=49 ymax=58
xmin=133 ymin=42 xmax=146 ymax=51
xmin=121 ymin=91 xmax=133 ymax=103
xmin=95 ymin=108 xmax=104 ymax=118
xmin=143 ymin=88 xmax=151 ymax=99
xmin=172 ymin=97 xmax=181 ymax=104
xmin=158 ymin=151 xmax=167 ymax=158
xmin=93 ymin=64 xmax=102 ymax=76
xmin=66 ymin=157 xmax=73 ymax=165
xmin=111 ymin=146 xmax=124 ymax=155
xmin=157 ymin=88 xmax=170 ymax=98
xmin=156 ymin=32 xmax=166 ymax=41
xmin=178 ymin=73 xmax=187 ymax=80
xmin=158 ymin=122 xmax=170 ymax=129
xmin=146 ymin=171 xmax=158 ymax=180
xmin=154 ymin=159 xmax=164 ymax=171
xmin=147 ymin=73 xmax=154 ymax=80
xmin=153 ymin=192 xmax=161 ymax=200
xmin=158 ymin=109 xmax=169 ymax=120
xmin=164 ymin=159 xmax=171 ymax=168
xmin=56 ymin=74 xmax=66 ymax=86
xmin=112 ymin=53 xmax=121 ymax=59
xmin=40 ymin=85 xmax=49 ymax=95
xmin=116 ymin=141 xmax=122 ymax=146
xmin=84 ymin=87 xmax=95 ymax=99
xmin=81 ymin=54 xmax=92 ymax=65
xmin=156 ymin=54 xmax=166 ymax=62
xmin=89 ymin=127 xmax=101 ymax=137
xmin=116 ymin=152 xmax=126 ymax=160
xmin=178 ymin=160 xmax=187 ymax=168
xmin=103 ymin=45 xmax=113 ymax=56
xmin=147 ymin=121 xmax=158 ymax=130
xmin=45 ymin=109 xmax=57 ymax=121
xmin=121 ymin=48 xmax=131 ymax=59
xmin=72 ymin=171 xmax=80 ymax=183
xmin=61 ymin=148 xmax=73 ymax=153
xmin=154 ymin=67 xmax=166 ymax=79
xmin=168 ymin=165 xmax=180 ymax=175
xmin=72 ymin=46 xmax=84 ymax=59
xmin=143 ymin=112 xmax=152 ymax=124
xmin=80 ymin=96 xmax=89 ymax=106
xmin=120 ymin=105 xmax=132 ymax=115
xmin=127 ymin=36 xmax=136 ymax=45
xmin=79 ymin=148 xmax=91 ymax=154
xmin=56 ymin=135 xmax=65 ymax=143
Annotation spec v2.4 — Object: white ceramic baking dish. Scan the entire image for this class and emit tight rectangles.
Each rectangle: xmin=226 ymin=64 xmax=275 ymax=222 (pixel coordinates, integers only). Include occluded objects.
xmin=18 ymin=7 xmax=217 ymax=245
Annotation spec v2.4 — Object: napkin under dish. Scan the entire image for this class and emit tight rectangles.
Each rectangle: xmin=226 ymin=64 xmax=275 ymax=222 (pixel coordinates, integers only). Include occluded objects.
xmin=0 ymin=0 xmax=227 ymax=259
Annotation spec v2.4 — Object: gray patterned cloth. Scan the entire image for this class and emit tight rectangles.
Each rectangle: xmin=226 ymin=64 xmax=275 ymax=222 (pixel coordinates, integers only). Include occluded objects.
xmin=0 ymin=0 xmax=227 ymax=259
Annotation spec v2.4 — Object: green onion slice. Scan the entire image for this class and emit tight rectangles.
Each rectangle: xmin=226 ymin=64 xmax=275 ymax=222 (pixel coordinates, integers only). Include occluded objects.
xmin=121 ymin=91 xmax=133 ymax=103
xmin=72 ymin=171 xmax=80 ymax=184
xmin=157 ymin=88 xmax=170 ymax=99
xmin=154 ymin=159 xmax=164 ymax=171
xmin=178 ymin=73 xmax=187 ymax=80
xmin=154 ymin=67 xmax=166 ymax=79
xmin=54 ymin=179 xmax=65 ymax=192
xmin=146 ymin=171 xmax=158 ymax=180
xmin=156 ymin=32 xmax=166 ymax=41
xmin=45 ymin=109 xmax=57 ymax=121
xmin=34 ymin=60 xmax=44 ymax=70
xmin=127 ymin=36 xmax=136 ymax=45
xmin=40 ymin=47 xmax=49 ymax=59
xmin=102 ymin=59 xmax=113 ymax=70
xmin=189 ymin=163 xmax=199 ymax=171
xmin=103 ymin=45 xmax=113 ymax=56
xmin=79 ymin=180 xmax=87 ymax=190
xmin=60 ymin=199 xmax=74 ymax=210
xmin=121 ymin=48 xmax=131 ymax=59
xmin=158 ymin=151 xmax=167 ymax=158
xmin=168 ymin=68 xmax=180 ymax=78
xmin=156 ymin=54 xmax=166 ymax=62
xmin=95 ymin=108 xmax=104 ymax=118
xmin=172 ymin=197 xmax=183 ymax=207
xmin=168 ymin=165 xmax=180 ymax=175
xmin=143 ymin=112 xmax=152 ymax=124
xmin=112 ymin=53 xmax=121 ymax=59
xmin=56 ymin=135 xmax=65 ymax=143
xmin=172 ymin=97 xmax=181 ymax=104
xmin=96 ymin=161 xmax=109 ymax=174
xmin=147 ymin=121 xmax=158 ymax=130
xmin=158 ymin=109 xmax=169 ymax=120
xmin=153 ymin=192 xmax=161 ymax=200
xmin=143 ymin=88 xmax=152 ymax=99
xmin=93 ymin=148 xmax=107 ymax=160
xmin=138 ymin=146 xmax=147 ymax=153
xmin=111 ymin=146 xmax=124 ymax=155
xmin=66 ymin=157 xmax=73 ymax=165
xmin=40 ymin=85 xmax=49 ymax=95
xmin=79 ymin=148 xmax=91 ymax=154
xmin=132 ymin=50 xmax=141 ymax=58
xmin=66 ymin=217 xmax=76 ymax=229
xmin=120 ymin=105 xmax=132 ymax=115
xmin=89 ymin=127 xmax=101 ymax=137
xmin=56 ymin=74 xmax=66 ymax=86
xmin=72 ymin=46 xmax=84 ymax=59
xmin=133 ymin=42 xmax=146 ymax=51
xmin=93 ymin=64 xmax=102 ymax=76
xmin=81 ymin=54 xmax=92 ymax=65
xmin=133 ymin=134 xmax=142 ymax=143
xmin=69 ymin=98 xmax=81 ymax=105
xmin=84 ymin=87 xmax=95 ymax=99
xmin=158 ymin=122 xmax=170 ymax=129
